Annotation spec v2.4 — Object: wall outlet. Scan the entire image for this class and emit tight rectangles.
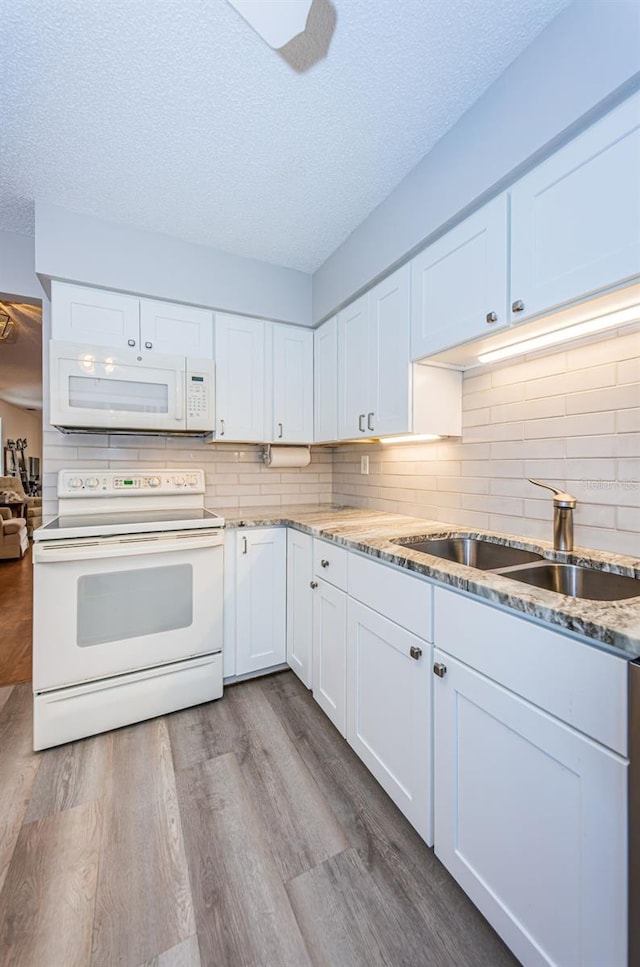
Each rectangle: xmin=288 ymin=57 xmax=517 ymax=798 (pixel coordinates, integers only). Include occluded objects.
xmin=360 ymin=455 xmax=369 ymax=475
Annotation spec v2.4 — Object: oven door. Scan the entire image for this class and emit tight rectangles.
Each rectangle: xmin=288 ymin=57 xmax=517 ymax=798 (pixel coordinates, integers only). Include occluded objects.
xmin=49 ymin=341 xmax=186 ymax=431
xmin=33 ymin=529 xmax=224 ymax=690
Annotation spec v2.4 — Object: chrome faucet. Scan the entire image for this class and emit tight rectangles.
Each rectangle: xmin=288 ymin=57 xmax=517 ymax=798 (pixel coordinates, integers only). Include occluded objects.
xmin=528 ymin=478 xmax=577 ymax=552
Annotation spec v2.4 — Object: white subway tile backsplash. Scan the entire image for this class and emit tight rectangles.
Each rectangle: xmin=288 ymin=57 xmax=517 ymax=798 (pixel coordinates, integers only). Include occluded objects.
xmin=332 ymin=332 xmax=639 ymax=555
xmin=41 ymin=331 xmax=637 ymax=557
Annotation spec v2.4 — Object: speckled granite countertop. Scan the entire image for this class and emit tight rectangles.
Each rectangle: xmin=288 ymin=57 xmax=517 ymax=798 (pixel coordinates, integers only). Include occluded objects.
xmin=222 ymin=504 xmax=640 ymax=658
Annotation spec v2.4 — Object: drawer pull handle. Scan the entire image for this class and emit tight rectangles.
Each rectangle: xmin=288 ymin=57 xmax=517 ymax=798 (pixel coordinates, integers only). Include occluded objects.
xmin=367 ymin=412 xmax=374 ymax=431
xmin=433 ymin=662 xmax=447 ymax=678
xmin=410 ymin=645 xmax=422 ymax=661
xmin=310 ymin=580 xmax=318 ymax=589
xmin=320 ymin=559 xmax=329 ymax=568
xmin=358 ymin=414 xmax=365 ymax=432
xmin=241 ymin=536 xmax=248 ymax=554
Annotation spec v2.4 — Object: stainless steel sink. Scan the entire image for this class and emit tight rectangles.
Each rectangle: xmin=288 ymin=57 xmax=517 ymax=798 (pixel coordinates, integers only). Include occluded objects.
xmin=394 ymin=537 xmax=544 ymax=571
xmin=499 ymin=562 xmax=640 ymax=601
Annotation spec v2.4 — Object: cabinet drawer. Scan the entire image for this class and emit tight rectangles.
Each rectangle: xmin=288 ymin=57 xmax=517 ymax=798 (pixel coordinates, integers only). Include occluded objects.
xmin=434 ymin=587 xmax=628 ymax=756
xmin=348 ymin=552 xmax=433 ymax=642
xmin=313 ymin=538 xmax=348 ymax=589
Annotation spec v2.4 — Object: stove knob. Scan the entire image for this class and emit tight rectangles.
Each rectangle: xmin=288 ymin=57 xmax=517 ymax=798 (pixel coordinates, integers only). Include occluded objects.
xmin=69 ymin=477 xmax=83 ymax=490
xmin=85 ymin=477 xmax=100 ymax=489
xmin=175 ymin=476 xmax=186 ymax=487
xmin=148 ymin=476 xmax=161 ymax=488
xmin=187 ymin=475 xmax=198 ymax=487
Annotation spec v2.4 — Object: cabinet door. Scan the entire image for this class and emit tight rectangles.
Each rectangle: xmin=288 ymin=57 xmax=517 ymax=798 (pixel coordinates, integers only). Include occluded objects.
xmin=272 ymin=324 xmax=314 ymax=443
xmin=410 ymin=194 xmax=509 ymax=359
xmin=214 ymin=313 xmax=265 ymax=441
xmin=312 ymin=580 xmax=347 ymax=736
xmin=510 ymin=93 xmax=640 ymax=323
xmin=314 ymin=317 xmax=338 ymax=442
xmin=434 ymin=651 xmax=627 ymax=967
xmin=51 ymin=281 xmax=140 ymax=348
xmin=286 ymin=529 xmax=313 ymax=688
xmin=140 ymin=299 xmax=213 ymax=358
xmin=337 ymin=294 xmax=369 ymax=440
xmin=347 ymin=600 xmax=432 ymax=844
xmin=235 ymin=528 xmax=286 ymax=675
xmin=369 ymin=265 xmax=411 ymax=436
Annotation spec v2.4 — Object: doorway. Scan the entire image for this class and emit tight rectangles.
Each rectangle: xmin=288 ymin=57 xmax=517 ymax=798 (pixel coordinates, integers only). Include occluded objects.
xmin=0 ymin=301 xmax=42 ymax=685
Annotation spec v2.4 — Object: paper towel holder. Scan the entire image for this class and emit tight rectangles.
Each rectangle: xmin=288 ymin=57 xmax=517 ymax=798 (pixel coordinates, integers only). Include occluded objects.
xmin=261 ymin=443 xmax=311 ymax=467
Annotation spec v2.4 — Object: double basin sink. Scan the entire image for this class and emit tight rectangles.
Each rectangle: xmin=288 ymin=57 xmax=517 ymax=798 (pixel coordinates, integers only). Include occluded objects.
xmin=393 ymin=536 xmax=640 ymax=602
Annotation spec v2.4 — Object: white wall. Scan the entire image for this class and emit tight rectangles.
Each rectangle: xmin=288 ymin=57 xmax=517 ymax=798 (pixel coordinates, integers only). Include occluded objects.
xmin=332 ymin=326 xmax=640 ymax=557
xmin=312 ymin=0 xmax=640 ymax=322
xmin=35 ymin=202 xmax=313 ymax=326
xmin=0 ymin=230 xmax=42 ymax=302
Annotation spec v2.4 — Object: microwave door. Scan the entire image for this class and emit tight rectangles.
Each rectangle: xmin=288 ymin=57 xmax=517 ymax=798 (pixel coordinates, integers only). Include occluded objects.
xmin=50 ymin=344 xmax=186 ymax=431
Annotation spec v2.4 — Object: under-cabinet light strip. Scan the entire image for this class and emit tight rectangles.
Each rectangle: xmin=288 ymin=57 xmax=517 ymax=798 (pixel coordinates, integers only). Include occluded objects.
xmin=477 ymin=305 xmax=640 ymax=364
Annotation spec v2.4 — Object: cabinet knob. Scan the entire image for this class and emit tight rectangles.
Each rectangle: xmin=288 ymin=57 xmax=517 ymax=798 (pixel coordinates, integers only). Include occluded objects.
xmin=320 ymin=559 xmax=329 ymax=568
xmin=409 ymin=645 xmax=422 ymax=661
xmin=433 ymin=662 xmax=447 ymax=678
xmin=358 ymin=414 xmax=365 ymax=432
xmin=144 ymin=341 xmax=153 ymax=349
xmin=512 ymin=299 xmax=525 ymax=313
xmin=310 ymin=580 xmax=318 ymax=589
xmin=486 ymin=311 xmax=498 ymax=325
xmin=127 ymin=338 xmax=136 ymax=347
xmin=367 ymin=412 xmax=374 ymax=432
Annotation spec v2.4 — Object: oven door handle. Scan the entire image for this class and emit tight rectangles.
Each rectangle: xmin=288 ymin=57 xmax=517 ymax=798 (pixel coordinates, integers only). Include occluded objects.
xmin=33 ymin=531 xmax=224 ymax=563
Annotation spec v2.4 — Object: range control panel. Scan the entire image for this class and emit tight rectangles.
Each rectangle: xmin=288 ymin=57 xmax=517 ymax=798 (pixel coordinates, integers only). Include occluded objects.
xmin=58 ymin=469 xmax=205 ymax=497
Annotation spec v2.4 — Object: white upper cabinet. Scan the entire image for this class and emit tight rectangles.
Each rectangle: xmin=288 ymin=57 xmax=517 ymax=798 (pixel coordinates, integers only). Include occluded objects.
xmin=314 ymin=316 xmax=338 ymax=443
xmin=214 ymin=312 xmax=265 ymax=441
xmin=271 ymin=324 xmax=314 ymax=443
xmin=139 ymin=299 xmax=213 ymax=357
xmin=410 ymin=194 xmax=509 ymax=360
xmin=51 ymin=281 xmax=214 ymax=357
xmin=369 ymin=265 xmax=412 ymax=437
xmin=338 ymin=267 xmax=461 ymax=440
xmin=51 ymin=281 xmax=140 ymax=348
xmin=510 ymin=93 xmax=640 ymax=323
xmin=337 ymin=293 xmax=370 ymax=439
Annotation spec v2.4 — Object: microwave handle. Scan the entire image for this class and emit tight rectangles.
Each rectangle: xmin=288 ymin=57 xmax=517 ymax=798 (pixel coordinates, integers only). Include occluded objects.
xmin=175 ymin=372 xmax=184 ymax=422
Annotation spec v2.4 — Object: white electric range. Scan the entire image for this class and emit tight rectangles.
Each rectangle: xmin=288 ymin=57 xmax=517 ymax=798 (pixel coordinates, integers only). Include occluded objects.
xmin=32 ymin=469 xmax=225 ymax=750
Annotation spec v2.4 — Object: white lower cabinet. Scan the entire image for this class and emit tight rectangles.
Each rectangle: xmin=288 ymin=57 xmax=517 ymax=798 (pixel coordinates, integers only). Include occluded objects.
xmin=433 ymin=592 xmax=628 ymax=967
xmin=312 ymin=578 xmax=347 ymax=736
xmin=286 ymin=529 xmax=313 ymax=688
xmin=233 ymin=528 xmax=286 ymax=676
xmin=346 ymin=600 xmax=432 ymax=844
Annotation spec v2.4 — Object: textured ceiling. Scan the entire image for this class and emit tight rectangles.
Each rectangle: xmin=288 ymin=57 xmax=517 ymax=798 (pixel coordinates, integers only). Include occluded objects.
xmin=0 ymin=0 xmax=570 ymax=273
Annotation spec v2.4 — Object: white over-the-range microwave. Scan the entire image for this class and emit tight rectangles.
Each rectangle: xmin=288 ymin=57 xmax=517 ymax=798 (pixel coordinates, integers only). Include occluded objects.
xmin=49 ymin=341 xmax=215 ymax=434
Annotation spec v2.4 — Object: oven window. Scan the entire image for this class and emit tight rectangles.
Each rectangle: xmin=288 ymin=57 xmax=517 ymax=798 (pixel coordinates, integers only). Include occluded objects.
xmin=77 ymin=564 xmax=193 ymax=647
xmin=68 ymin=376 xmax=169 ymax=413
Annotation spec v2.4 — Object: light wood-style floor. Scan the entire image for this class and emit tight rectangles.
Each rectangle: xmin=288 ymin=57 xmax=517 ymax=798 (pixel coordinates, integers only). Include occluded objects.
xmin=0 ymin=671 xmax=520 ymax=967
xmin=0 ymin=546 xmax=32 ymax=686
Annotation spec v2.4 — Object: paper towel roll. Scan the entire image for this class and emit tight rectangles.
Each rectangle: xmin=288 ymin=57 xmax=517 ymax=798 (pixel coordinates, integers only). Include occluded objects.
xmin=263 ymin=445 xmax=311 ymax=469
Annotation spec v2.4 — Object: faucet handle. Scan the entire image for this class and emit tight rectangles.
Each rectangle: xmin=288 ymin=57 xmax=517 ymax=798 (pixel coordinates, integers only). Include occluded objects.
xmin=528 ymin=478 xmax=577 ymax=508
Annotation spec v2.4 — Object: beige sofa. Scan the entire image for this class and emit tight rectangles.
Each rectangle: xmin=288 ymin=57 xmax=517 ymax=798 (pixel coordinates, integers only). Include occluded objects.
xmin=0 ymin=475 xmax=42 ymax=537
xmin=0 ymin=508 xmax=28 ymax=560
